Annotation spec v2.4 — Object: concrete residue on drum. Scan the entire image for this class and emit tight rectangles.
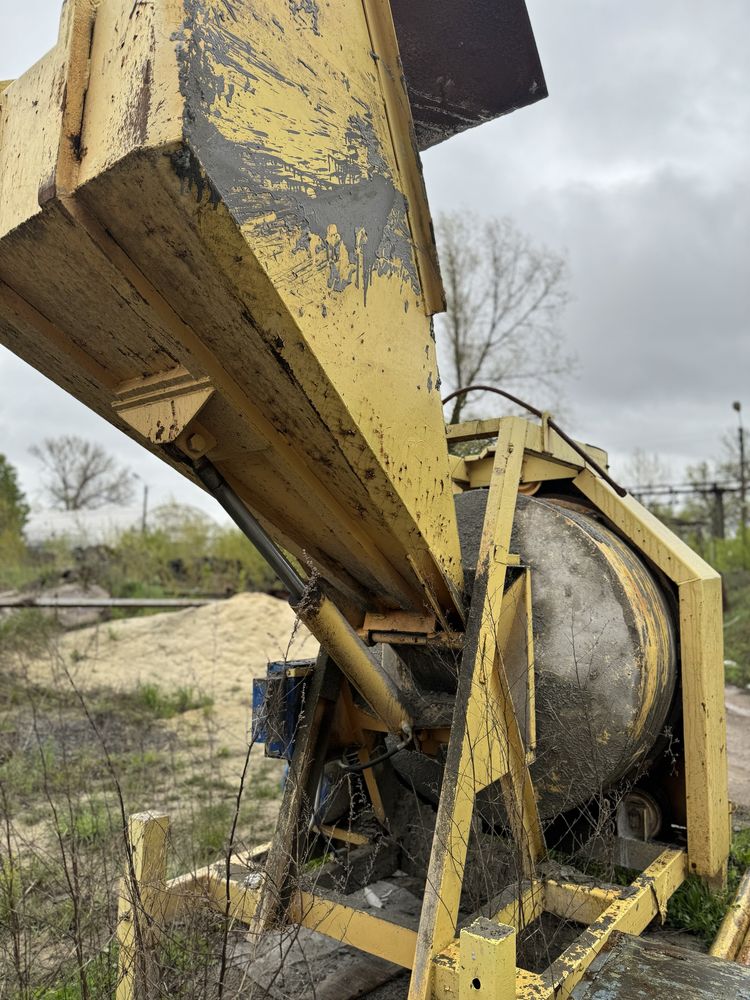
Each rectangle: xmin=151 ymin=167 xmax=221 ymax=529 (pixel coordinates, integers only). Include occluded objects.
xmin=390 ymin=490 xmax=678 ymax=821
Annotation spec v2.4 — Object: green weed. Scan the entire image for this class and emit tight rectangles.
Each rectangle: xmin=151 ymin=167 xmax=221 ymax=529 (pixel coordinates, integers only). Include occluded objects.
xmin=59 ymin=800 xmax=113 ymax=846
xmin=130 ymin=682 xmax=214 ymax=720
xmin=189 ymin=801 xmax=233 ymax=863
xmin=667 ymin=829 xmax=750 ymax=944
xmin=723 ymin=569 xmax=750 ymax=687
xmin=250 ymin=780 xmax=279 ymax=802
xmin=0 ymin=854 xmax=21 ymax=924
xmin=31 ymin=943 xmax=118 ymax=1000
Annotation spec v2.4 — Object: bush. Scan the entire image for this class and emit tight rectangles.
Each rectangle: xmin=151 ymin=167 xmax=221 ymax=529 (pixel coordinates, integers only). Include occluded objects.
xmin=97 ymin=503 xmax=279 ymax=599
xmin=0 ymin=454 xmax=31 ymax=588
xmin=0 ymin=609 xmax=61 ymax=655
xmin=0 ymin=501 xmax=280 ymax=604
xmin=723 ymin=569 xmax=750 ymax=687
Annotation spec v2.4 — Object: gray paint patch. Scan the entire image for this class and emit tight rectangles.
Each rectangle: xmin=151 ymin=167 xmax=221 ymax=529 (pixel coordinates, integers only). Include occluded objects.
xmin=178 ymin=0 xmax=420 ymax=301
xmin=288 ymin=0 xmax=320 ymax=36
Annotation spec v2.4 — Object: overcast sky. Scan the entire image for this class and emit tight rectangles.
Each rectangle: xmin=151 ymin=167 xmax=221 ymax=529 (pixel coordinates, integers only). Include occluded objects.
xmin=1 ymin=0 xmax=748 ymax=519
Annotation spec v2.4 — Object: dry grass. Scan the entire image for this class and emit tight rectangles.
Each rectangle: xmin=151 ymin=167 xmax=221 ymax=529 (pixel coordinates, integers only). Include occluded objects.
xmin=0 ymin=597 xmax=314 ymax=999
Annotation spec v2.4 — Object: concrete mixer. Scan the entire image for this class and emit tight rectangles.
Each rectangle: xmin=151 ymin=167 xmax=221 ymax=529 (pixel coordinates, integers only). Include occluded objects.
xmin=0 ymin=2 xmax=738 ymax=998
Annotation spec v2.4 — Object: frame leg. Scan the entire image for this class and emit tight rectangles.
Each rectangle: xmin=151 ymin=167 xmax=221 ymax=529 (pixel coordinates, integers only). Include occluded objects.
xmin=409 ymin=419 xmax=544 ymax=1000
xmin=574 ymin=468 xmax=730 ymax=887
xmin=117 ymin=812 xmax=169 ymax=1000
xmin=249 ymin=651 xmax=338 ymax=936
xmin=459 ymin=918 xmax=516 ymax=999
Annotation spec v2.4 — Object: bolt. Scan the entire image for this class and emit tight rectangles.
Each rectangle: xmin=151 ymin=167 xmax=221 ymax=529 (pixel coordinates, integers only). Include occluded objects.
xmin=187 ymin=433 xmax=206 ymax=454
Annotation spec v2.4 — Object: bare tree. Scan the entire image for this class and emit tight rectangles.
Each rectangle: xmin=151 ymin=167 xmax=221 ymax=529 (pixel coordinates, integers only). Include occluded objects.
xmin=435 ymin=212 xmax=575 ymax=424
xmin=31 ymin=435 xmax=136 ymax=510
xmin=623 ymin=449 xmax=673 ymax=491
xmin=621 ymin=449 xmax=676 ymax=519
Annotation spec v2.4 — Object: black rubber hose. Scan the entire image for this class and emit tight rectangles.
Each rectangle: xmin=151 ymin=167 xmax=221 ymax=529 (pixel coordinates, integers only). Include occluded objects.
xmin=442 ymin=384 xmax=627 ymax=498
xmin=337 ymin=727 xmax=414 ymax=774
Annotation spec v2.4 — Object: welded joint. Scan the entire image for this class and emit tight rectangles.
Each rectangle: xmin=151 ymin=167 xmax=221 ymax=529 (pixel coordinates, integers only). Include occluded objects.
xmin=540 ymin=411 xmax=552 ymax=453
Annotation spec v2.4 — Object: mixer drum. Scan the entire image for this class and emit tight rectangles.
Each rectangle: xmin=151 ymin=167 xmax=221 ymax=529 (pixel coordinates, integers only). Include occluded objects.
xmin=393 ymin=491 xmax=678 ymax=820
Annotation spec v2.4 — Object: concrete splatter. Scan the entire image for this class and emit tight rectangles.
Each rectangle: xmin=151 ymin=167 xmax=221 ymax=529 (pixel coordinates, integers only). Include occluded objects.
xmin=177 ymin=0 xmax=420 ymax=301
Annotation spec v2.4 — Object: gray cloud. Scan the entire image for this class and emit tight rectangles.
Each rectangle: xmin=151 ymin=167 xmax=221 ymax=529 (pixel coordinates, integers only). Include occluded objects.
xmin=423 ymin=0 xmax=750 ymax=477
xmin=0 ymin=0 xmax=747 ymax=506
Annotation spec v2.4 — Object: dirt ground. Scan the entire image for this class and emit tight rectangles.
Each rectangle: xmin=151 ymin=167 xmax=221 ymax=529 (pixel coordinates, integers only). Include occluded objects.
xmin=17 ymin=594 xmax=319 ymax=854
xmin=10 ymin=595 xmax=750 ymax=998
xmin=726 ymin=684 xmax=750 ymax=817
xmin=27 ymin=592 xmax=318 ymax=753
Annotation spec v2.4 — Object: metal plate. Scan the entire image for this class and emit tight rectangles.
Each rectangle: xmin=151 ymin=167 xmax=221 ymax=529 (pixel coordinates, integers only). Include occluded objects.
xmin=572 ymin=933 xmax=750 ymax=999
xmin=390 ymin=0 xmax=548 ymax=149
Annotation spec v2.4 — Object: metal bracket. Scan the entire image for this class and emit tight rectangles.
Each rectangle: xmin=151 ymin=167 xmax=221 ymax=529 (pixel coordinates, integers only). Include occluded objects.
xmin=361 ymin=610 xmax=437 ymax=639
xmin=540 ymin=410 xmax=552 ymax=454
xmin=112 ymin=367 xmax=215 ymax=445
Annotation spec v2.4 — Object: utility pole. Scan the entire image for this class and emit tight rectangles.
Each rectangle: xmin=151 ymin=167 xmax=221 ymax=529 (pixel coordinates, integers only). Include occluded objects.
xmin=141 ymin=483 xmax=149 ymax=535
xmin=711 ymin=483 xmax=725 ymax=540
xmin=734 ymin=401 xmax=747 ymax=566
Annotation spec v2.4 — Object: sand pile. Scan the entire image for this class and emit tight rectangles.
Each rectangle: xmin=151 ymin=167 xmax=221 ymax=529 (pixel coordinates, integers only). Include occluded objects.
xmin=30 ymin=593 xmax=318 ymax=704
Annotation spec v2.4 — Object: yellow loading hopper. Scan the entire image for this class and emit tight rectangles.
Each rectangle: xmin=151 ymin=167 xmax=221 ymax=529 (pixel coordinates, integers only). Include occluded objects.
xmin=0 ymin=0 xmax=473 ymax=620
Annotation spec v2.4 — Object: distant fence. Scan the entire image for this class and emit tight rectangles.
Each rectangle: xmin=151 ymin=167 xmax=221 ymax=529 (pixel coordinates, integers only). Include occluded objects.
xmin=0 ymin=597 xmax=217 ymax=609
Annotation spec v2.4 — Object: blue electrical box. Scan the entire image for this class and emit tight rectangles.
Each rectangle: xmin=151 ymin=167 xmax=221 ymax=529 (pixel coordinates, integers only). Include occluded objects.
xmin=252 ymin=659 xmax=315 ymax=760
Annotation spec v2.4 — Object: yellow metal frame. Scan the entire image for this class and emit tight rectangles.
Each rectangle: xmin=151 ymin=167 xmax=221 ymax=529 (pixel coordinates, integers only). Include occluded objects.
xmin=116 ymin=416 xmax=728 ymax=999
xmin=711 ymin=868 xmax=750 ymax=961
xmin=117 ymin=816 xmax=686 ymax=1000
xmin=3 ymin=4 xmax=729 ymax=994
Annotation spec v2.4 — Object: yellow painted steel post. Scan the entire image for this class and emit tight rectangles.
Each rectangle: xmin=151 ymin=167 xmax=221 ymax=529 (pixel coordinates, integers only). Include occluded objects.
xmin=574 ymin=469 xmax=730 ymax=887
xmin=679 ymin=575 xmax=729 ymax=888
xmin=117 ymin=812 xmax=170 ymax=1000
xmin=738 ymin=932 xmax=750 ymax=966
xmin=710 ymin=867 xmax=750 ymax=959
xmin=459 ymin=919 xmax=516 ymax=999
xmin=409 ymin=418 xmax=544 ymax=1000
xmin=492 ymin=572 xmax=540 ymax=858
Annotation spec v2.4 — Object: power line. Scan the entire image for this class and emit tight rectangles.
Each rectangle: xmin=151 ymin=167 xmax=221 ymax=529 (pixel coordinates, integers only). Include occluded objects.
xmin=625 ymin=481 xmax=742 ymax=497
